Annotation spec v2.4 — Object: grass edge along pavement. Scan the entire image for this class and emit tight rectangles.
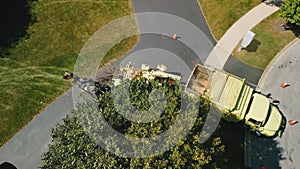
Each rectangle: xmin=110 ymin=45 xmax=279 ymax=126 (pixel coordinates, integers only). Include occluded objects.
xmin=198 ymin=0 xmax=261 ymax=41
xmin=233 ymin=12 xmax=296 ymax=69
xmin=198 ymin=0 xmax=296 ymax=69
xmin=0 ymin=0 xmax=138 ymax=147
xmin=257 ymin=38 xmax=299 ymax=90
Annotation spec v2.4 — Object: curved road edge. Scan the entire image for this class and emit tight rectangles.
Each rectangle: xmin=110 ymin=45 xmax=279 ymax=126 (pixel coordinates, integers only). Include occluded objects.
xmin=205 ymin=3 xmax=279 ymax=69
xmin=257 ymin=38 xmax=300 ymax=90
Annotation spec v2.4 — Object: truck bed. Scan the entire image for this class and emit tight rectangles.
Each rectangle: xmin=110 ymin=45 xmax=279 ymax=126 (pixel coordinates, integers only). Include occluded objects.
xmin=186 ymin=64 xmax=245 ymax=110
xmin=185 ymin=65 xmax=212 ymax=96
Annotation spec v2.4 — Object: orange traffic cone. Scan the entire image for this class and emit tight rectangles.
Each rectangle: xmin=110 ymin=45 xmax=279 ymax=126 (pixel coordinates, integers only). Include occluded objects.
xmin=280 ymin=82 xmax=290 ymax=88
xmin=172 ymin=34 xmax=177 ymax=40
xmin=289 ymin=120 xmax=299 ymax=126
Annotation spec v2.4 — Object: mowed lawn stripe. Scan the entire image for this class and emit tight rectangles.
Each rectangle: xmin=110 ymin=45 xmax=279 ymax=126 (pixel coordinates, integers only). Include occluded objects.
xmin=0 ymin=0 xmax=137 ymax=147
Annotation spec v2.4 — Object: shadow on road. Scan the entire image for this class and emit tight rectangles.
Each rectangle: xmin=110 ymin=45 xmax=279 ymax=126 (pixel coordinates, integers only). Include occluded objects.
xmin=218 ymin=120 xmax=247 ymax=169
xmin=0 ymin=0 xmax=33 ymax=51
xmin=215 ymin=107 xmax=287 ymax=169
xmin=247 ymin=134 xmax=285 ymax=169
xmin=245 ymin=94 xmax=287 ymax=169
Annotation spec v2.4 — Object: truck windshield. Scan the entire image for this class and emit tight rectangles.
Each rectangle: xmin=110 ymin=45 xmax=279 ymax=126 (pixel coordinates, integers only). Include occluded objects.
xmin=261 ymin=104 xmax=272 ymax=127
xmin=245 ymin=93 xmax=270 ymax=123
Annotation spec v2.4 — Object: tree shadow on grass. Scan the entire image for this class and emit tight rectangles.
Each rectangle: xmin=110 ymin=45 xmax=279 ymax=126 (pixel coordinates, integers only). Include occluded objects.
xmin=285 ymin=23 xmax=300 ymax=38
xmin=244 ymin=39 xmax=261 ymax=53
xmin=0 ymin=0 xmax=34 ymax=56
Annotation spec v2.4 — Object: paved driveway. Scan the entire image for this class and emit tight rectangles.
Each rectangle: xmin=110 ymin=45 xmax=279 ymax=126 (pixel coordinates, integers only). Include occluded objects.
xmin=0 ymin=88 xmax=78 ymax=169
xmin=131 ymin=0 xmax=215 ymax=44
xmin=118 ymin=0 xmax=217 ymax=83
xmin=224 ymin=56 xmax=263 ymax=86
xmin=248 ymin=39 xmax=300 ymax=169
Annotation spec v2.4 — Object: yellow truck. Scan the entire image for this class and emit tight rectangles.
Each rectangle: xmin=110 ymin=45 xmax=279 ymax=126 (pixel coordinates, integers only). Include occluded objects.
xmin=185 ymin=64 xmax=284 ymax=137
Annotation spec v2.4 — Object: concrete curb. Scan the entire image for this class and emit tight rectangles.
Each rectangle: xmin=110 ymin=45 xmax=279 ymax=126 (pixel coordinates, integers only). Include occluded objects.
xmin=196 ymin=0 xmax=218 ymax=42
xmin=257 ymin=38 xmax=300 ymax=91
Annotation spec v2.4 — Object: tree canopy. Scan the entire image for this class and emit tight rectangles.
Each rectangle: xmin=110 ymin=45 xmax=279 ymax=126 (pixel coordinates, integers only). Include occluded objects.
xmin=40 ymin=77 xmax=226 ymax=169
xmin=279 ymin=0 xmax=300 ymax=26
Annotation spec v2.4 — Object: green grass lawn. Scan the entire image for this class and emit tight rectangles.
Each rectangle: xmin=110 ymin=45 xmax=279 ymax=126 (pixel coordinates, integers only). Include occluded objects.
xmin=198 ymin=0 xmax=261 ymax=40
xmin=0 ymin=0 xmax=137 ymax=147
xmin=233 ymin=13 xmax=295 ymax=69
xmin=198 ymin=0 xmax=296 ymax=69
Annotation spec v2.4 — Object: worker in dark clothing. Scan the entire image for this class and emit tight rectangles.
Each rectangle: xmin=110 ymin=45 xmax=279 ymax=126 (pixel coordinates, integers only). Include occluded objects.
xmin=63 ymin=71 xmax=73 ymax=80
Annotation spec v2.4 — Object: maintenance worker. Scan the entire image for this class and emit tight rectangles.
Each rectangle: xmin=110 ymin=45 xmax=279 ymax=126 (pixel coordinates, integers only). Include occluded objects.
xmin=63 ymin=71 xmax=73 ymax=80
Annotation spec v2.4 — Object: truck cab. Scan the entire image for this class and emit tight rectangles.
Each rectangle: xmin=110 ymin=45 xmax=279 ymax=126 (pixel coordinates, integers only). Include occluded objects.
xmin=245 ymin=93 xmax=283 ymax=137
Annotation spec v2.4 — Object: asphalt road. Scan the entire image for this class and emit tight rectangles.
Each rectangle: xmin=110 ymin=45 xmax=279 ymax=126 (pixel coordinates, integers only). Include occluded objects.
xmin=118 ymin=0 xmax=217 ymax=83
xmin=119 ymin=34 xmax=200 ymax=82
xmin=224 ymin=56 xmax=263 ymax=86
xmin=128 ymin=0 xmax=263 ymax=85
xmin=131 ymin=0 xmax=216 ymax=44
xmin=249 ymin=39 xmax=300 ymax=169
xmin=0 ymin=88 xmax=79 ymax=169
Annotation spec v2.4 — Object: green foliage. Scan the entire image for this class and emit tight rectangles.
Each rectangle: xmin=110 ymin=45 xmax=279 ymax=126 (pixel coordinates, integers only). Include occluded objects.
xmin=279 ymin=0 xmax=300 ymax=26
xmin=198 ymin=0 xmax=261 ymax=40
xmin=41 ymin=77 xmax=226 ymax=168
xmin=40 ymin=115 xmax=129 ymax=169
xmin=222 ymin=109 xmax=241 ymax=123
